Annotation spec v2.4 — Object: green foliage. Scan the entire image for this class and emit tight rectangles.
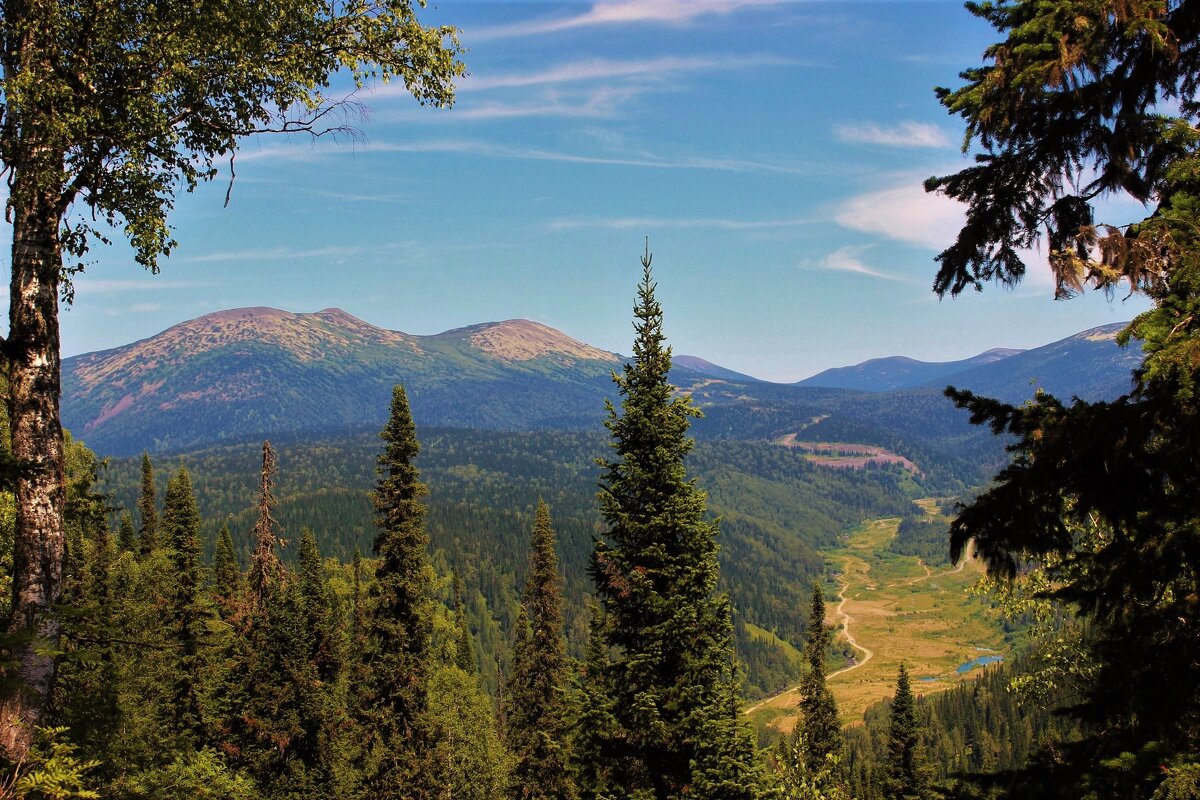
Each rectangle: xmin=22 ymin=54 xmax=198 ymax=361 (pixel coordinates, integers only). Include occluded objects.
xmin=357 ymin=385 xmax=436 ymax=799
xmin=137 ymin=454 xmax=158 ymax=556
xmin=425 ymin=664 xmax=511 ymax=800
xmin=883 ymin=665 xmax=929 ymax=800
xmin=161 ymin=466 xmax=206 ymax=748
xmin=507 ymin=501 xmax=577 ymax=800
xmin=585 ymin=251 xmax=764 ymax=800
xmin=119 ymin=749 xmax=255 ymax=800
xmin=0 ymin=727 xmax=99 ymax=800
xmin=798 ymin=585 xmax=842 ymax=777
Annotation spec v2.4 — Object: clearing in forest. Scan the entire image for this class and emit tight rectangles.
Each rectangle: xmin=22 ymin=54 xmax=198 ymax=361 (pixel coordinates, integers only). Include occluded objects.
xmin=745 ymin=511 xmax=1006 ymax=734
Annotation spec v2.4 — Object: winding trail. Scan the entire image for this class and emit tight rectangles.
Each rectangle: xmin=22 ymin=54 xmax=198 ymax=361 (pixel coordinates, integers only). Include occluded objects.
xmin=826 ymin=579 xmax=873 ymax=680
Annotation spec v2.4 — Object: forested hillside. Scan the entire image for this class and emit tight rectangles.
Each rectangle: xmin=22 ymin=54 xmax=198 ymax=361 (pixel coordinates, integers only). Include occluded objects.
xmin=98 ymin=428 xmax=921 ymax=698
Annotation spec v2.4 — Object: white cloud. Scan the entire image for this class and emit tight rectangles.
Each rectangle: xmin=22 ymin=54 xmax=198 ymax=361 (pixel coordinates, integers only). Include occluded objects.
xmin=834 ymin=121 xmax=952 ymax=148
xmin=836 ymin=175 xmax=1059 ymax=290
xmin=468 ymin=0 xmax=787 ymax=41
xmin=815 ymin=245 xmax=906 ymax=281
xmin=836 ymin=178 xmax=966 ymax=250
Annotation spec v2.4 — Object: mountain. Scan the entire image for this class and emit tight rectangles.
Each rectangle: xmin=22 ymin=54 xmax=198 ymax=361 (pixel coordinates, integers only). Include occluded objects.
xmin=672 ymin=355 xmax=760 ymax=383
xmin=921 ymin=322 xmax=1141 ymax=402
xmin=797 ymin=348 xmax=1023 ymax=391
xmin=795 ymin=322 xmax=1139 ymax=400
xmin=63 ymin=307 xmax=627 ymax=455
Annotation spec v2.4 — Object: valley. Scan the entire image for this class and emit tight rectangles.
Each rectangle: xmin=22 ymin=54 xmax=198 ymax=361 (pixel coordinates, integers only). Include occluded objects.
xmin=745 ymin=510 xmax=1005 ymax=735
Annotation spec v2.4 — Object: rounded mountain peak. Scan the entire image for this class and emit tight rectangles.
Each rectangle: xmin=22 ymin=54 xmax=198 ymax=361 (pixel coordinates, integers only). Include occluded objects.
xmin=456 ymin=319 xmax=618 ymax=363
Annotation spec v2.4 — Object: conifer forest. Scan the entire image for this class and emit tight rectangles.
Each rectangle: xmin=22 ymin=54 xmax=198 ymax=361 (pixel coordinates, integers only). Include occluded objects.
xmin=2 ymin=0 xmax=1200 ymax=798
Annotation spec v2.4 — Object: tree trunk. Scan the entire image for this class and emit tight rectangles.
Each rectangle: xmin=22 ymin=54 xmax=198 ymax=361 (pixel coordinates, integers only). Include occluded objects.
xmin=0 ymin=172 xmax=66 ymax=760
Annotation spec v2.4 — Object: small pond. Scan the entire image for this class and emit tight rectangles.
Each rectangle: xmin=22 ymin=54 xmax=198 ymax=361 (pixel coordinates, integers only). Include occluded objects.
xmin=956 ymin=654 xmax=1003 ymax=674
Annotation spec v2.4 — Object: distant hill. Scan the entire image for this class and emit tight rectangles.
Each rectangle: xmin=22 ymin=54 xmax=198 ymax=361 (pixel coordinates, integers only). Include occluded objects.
xmin=796 ymin=322 xmax=1140 ymax=401
xmin=797 ymin=349 xmax=1023 ymax=391
xmin=62 ymin=307 xmax=753 ymax=456
xmin=62 ymin=309 xmax=1143 ymax=467
xmin=63 ymin=307 xmax=624 ymax=455
xmin=673 ymin=355 xmax=760 ymax=383
xmin=920 ymin=323 xmax=1140 ymax=403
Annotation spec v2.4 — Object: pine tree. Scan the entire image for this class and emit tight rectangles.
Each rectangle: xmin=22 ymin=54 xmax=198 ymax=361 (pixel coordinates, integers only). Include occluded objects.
xmin=161 ymin=465 xmax=206 ymax=747
xmin=297 ymin=526 xmax=344 ymax=794
xmin=358 ymin=384 xmax=435 ymax=799
xmin=137 ymin=452 xmax=158 ymax=556
xmin=507 ymin=501 xmax=577 ymax=800
xmin=798 ymin=584 xmax=842 ymax=774
xmin=587 ymin=246 xmax=764 ymax=800
xmin=884 ymin=663 xmax=928 ymax=800
xmin=574 ymin=603 xmax=617 ymax=800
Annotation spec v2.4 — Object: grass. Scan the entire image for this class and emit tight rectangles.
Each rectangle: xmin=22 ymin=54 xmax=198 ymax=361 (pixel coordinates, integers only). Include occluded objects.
xmin=746 ymin=507 xmax=1008 ymax=736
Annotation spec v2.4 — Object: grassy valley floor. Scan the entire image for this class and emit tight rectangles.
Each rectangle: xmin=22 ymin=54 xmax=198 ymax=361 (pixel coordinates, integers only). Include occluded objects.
xmin=746 ymin=509 xmax=1007 ymax=735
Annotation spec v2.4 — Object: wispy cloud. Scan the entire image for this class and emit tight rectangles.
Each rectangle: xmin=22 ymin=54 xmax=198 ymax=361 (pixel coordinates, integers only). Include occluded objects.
xmin=813 ymin=245 xmax=905 ymax=281
xmin=232 ymin=136 xmax=813 ymax=174
xmin=468 ymin=0 xmax=787 ymax=42
xmin=375 ymin=55 xmax=797 ymax=121
xmin=370 ymin=139 xmax=812 ymax=174
xmin=834 ymin=121 xmax=951 ymax=148
xmin=74 ymin=278 xmax=216 ymax=293
xmin=188 ymin=241 xmax=419 ymax=264
xmin=458 ymin=55 xmax=793 ymax=92
xmin=548 ymin=215 xmax=815 ymax=231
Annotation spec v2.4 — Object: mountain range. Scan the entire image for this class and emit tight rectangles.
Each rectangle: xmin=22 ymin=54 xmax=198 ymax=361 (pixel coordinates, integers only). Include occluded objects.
xmin=62 ymin=307 xmax=1143 ymax=459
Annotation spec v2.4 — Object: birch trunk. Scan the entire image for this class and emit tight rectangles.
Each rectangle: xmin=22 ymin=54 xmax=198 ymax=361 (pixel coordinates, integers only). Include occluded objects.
xmin=0 ymin=170 xmax=66 ymax=760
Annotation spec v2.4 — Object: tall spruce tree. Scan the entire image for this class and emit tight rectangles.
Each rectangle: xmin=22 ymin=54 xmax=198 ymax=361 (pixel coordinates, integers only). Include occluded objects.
xmin=507 ymin=500 xmax=577 ymax=800
xmin=248 ymin=441 xmax=285 ymax=606
xmin=137 ymin=452 xmax=158 ymax=556
xmin=587 ymin=246 xmax=763 ymax=800
xmin=161 ymin=466 xmax=206 ymax=747
xmin=213 ymin=523 xmax=241 ymax=613
xmin=797 ymin=584 xmax=842 ymax=774
xmin=358 ymin=384 xmax=436 ymax=799
xmin=884 ymin=663 xmax=928 ymax=800
xmin=117 ymin=511 xmax=137 ymax=554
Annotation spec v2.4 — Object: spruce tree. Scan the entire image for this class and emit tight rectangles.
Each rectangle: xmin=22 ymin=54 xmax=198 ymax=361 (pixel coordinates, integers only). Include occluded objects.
xmin=884 ymin=663 xmax=928 ymax=800
xmin=117 ymin=511 xmax=137 ymax=553
xmin=137 ymin=452 xmax=158 ymax=556
xmin=798 ymin=584 xmax=842 ymax=774
xmin=453 ymin=571 xmax=475 ymax=674
xmin=358 ymin=384 xmax=435 ymax=799
xmin=161 ymin=465 xmax=205 ymax=747
xmin=248 ymin=441 xmax=285 ymax=606
xmin=587 ymin=247 xmax=763 ymax=800
xmin=507 ymin=500 xmax=577 ymax=800
xmin=297 ymin=526 xmax=344 ymax=794
xmin=213 ymin=523 xmax=241 ymax=612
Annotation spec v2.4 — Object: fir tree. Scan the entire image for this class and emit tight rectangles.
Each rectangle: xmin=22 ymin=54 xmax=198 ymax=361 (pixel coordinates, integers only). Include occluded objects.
xmin=587 ymin=246 xmax=764 ymax=800
xmin=297 ymin=526 xmax=344 ymax=795
xmin=507 ymin=500 xmax=577 ymax=800
xmin=798 ymin=584 xmax=842 ymax=774
xmin=358 ymin=384 xmax=435 ymax=799
xmin=161 ymin=466 xmax=206 ymax=747
xmin=137 ymin=452 xmax=158 ymax=556
xmin=574 ymin=603 xmax=617 ymax=800
xmin=884 ymin=663 xmax=928 ymax=800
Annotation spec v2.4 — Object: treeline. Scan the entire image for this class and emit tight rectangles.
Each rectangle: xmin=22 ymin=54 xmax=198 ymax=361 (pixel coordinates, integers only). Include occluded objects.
xmin=98 ymin=428 xmax=920 ymax=699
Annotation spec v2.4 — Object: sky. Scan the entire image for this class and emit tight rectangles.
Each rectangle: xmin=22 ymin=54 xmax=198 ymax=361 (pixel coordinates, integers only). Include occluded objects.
xmin=27 ymin=0 xmax=1155 ymax=381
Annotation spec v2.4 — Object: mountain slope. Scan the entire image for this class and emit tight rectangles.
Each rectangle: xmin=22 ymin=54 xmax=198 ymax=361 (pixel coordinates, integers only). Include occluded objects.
xmin=63 ymin=307 xmax=626 ymax=455
xmin=920 ymin=323 xmax=1140 ymax=402
xmin=796 ymin=348 xmax=1023 ymax=391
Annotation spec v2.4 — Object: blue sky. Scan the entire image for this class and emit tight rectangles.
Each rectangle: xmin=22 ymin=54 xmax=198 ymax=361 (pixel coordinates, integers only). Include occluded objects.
xmin=44 ymin=1 xmax=1151 ymax=381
